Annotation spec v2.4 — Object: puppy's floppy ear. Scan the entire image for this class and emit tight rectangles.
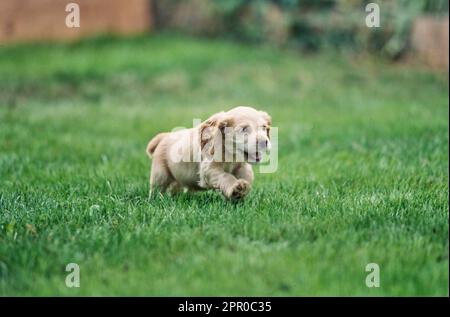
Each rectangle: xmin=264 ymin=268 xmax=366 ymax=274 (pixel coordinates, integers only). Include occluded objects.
xmin=260 ymin=111 xmax=272 ymax=139
xmin=200 ymin=112 xmax=234 ymax=156
xmin=199 ymin=115 xmax=219 ymax=152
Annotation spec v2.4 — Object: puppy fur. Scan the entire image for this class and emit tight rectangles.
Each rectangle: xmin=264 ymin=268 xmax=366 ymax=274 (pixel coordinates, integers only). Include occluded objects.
xmin=146 ymin=106 xmax=272 ymax=200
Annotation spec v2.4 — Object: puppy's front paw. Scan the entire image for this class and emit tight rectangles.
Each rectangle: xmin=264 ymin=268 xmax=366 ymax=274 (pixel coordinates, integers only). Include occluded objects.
xmin=226 ymin=179 xmax=251 ymax=201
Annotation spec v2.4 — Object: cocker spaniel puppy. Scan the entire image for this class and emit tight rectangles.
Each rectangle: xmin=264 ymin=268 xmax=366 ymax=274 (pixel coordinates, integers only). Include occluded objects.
xmin=146 ymin=106 xmax=272 ymax=200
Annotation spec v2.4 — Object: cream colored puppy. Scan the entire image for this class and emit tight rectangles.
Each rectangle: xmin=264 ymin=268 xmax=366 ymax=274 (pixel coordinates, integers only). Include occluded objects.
xmin=146 ymin=106 xmax=271 ymax=200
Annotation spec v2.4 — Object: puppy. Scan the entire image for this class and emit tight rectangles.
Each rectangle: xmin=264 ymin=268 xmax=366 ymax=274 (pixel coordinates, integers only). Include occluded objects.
xmin=146 ymin=106 xmax=271 ymax=200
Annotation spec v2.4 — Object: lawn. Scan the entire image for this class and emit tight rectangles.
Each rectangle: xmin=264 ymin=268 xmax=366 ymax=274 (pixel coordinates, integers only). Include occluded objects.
xmin=0 ymin=34 xmax=448 ymax=296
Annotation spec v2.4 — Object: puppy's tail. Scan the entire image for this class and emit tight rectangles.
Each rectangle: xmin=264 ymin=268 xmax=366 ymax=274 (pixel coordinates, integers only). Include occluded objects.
xmin=146 ymin=133 xmax=168 ymax=158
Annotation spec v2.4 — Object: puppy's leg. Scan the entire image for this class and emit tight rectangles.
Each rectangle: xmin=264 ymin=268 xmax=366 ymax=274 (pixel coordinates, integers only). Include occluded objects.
xmin=167 ymin=181 xmax=184 ymax=196
xmin=149 ymin=158 xmax=174 ymax=197
xmin=233 ymin=163 xmax=254 ymax=185
xmin=204 ymin=167 xmax=251 ymax=201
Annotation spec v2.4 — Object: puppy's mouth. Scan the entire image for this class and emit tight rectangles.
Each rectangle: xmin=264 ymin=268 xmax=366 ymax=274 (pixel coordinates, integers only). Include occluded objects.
xmin=244 ymin=151 xmax=262 ymax=163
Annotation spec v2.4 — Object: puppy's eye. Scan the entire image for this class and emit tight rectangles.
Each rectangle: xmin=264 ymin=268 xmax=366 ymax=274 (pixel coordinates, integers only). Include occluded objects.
xmin=240 ymin=126 xmax=250 ymax=133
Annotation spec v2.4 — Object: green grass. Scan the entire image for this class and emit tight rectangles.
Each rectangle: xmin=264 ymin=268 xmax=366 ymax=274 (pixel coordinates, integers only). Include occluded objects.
xmin=0 ymin=34 xmax=448 ymax=296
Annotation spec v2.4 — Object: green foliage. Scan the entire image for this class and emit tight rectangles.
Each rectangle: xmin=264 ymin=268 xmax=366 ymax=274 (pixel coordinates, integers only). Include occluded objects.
xmin=0 ymin=35 xmax=448 ymax=295
xmin=423 ymin=0 xmax=449 ymax=14
xmin=158 ymin=0 xmax=449 ymax=56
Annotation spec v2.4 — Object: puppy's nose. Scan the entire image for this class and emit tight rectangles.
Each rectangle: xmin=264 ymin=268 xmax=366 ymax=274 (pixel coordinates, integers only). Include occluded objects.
xmin=258 ymin=139 xmax=268 ymax=150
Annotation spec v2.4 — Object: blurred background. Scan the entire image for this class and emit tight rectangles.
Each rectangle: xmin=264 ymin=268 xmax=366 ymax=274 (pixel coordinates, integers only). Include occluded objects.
xmin=0 ymin=0 xmax=448 ymax=70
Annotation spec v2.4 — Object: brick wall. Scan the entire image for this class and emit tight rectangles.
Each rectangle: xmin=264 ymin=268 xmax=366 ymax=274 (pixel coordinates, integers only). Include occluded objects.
xmin=411 ymin=15 xmax=449 ymax=70
xmin=0 ymin=0 xmax=152 ymax=43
